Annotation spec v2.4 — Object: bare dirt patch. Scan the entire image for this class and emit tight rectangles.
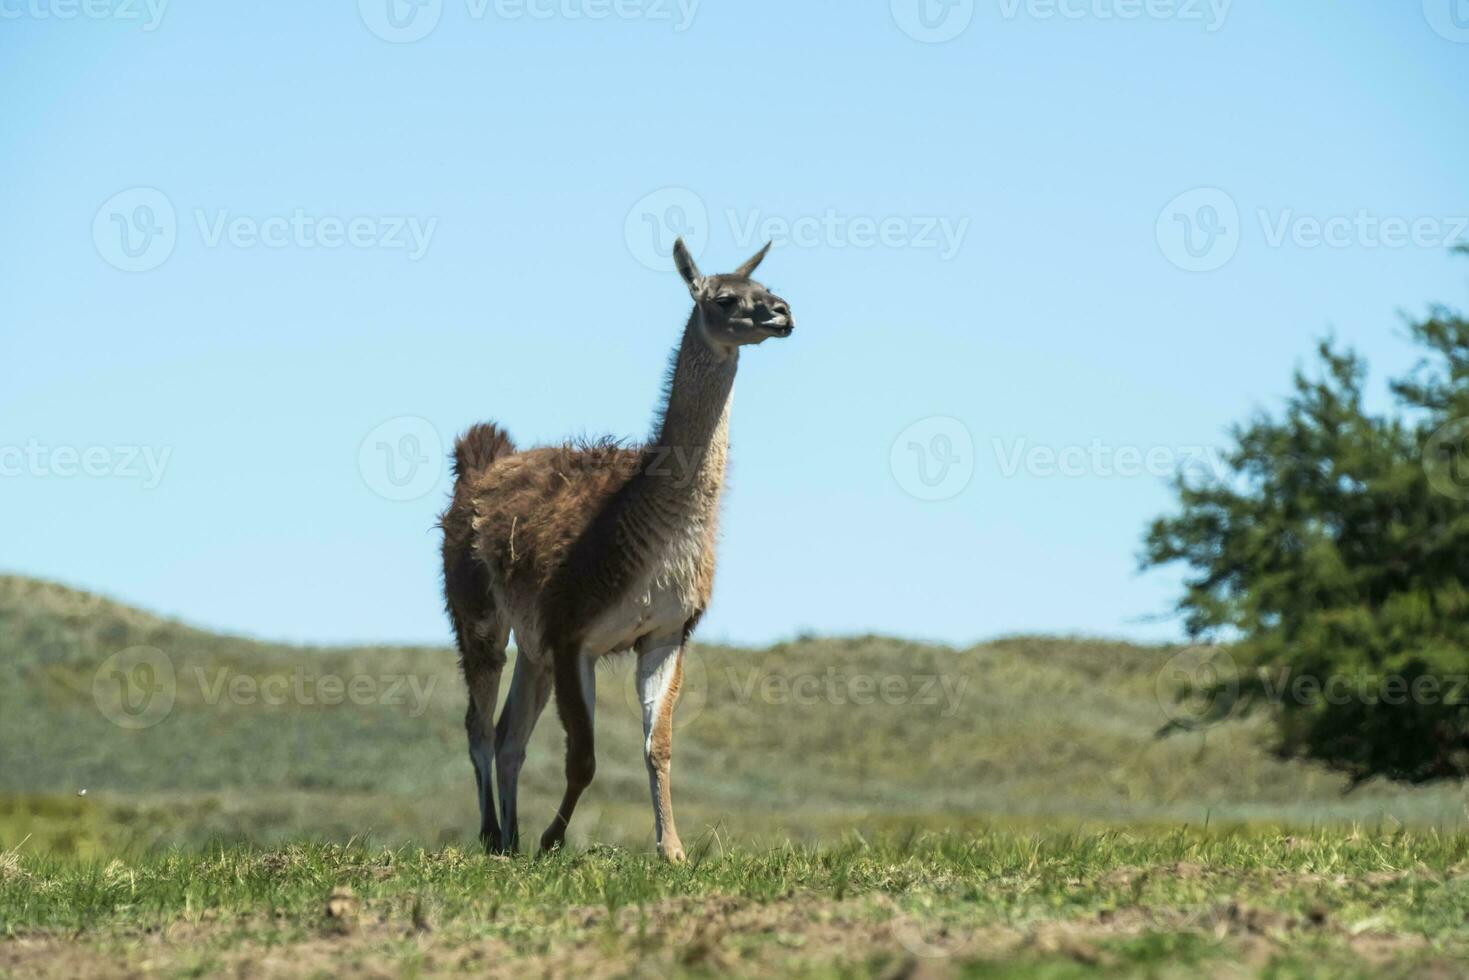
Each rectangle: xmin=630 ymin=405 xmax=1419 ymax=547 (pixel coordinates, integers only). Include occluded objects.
xmin=0 ymin=884 xmax=1443 ymax=980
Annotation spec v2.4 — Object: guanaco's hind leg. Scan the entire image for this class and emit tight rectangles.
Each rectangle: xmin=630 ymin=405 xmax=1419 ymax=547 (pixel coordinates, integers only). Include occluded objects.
xmin=540 ymin=651 xmax=598 ymax=853
xmin=453 ymin=605 xmax=509 ymax=853
xmin=636 ymin=641 xmax=686 ymax=862
xmin=494 ymin=648 xmax=553 ymax=852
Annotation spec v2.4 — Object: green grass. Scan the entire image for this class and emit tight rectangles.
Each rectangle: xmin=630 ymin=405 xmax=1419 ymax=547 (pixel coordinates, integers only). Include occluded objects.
xmin=4 ymin=829 xmax=1468 ymax=976
xmin=4 ymin=574 xmax=1469 ymax=975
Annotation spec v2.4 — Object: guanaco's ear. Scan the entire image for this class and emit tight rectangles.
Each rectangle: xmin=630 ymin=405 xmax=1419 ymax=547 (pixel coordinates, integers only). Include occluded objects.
xmin=734 ymin=241 xmax=772 ymax=279
xmin=672 ymin=238 xmax=703 ymax=291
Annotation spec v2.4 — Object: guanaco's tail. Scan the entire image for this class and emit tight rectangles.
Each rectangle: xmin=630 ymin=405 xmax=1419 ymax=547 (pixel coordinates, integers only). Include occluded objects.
xmin=451 ymin=422 xmax=515 ymax=481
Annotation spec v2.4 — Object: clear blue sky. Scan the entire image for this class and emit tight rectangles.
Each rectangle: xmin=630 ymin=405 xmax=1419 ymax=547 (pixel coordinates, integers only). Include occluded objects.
xmin=2 ymin=1 xmax=1467 ymax=648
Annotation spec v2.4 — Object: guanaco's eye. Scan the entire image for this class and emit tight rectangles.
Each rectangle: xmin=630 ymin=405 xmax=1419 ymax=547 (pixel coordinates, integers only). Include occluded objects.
xmin=714 ymin=294 xmax=738 ymax=307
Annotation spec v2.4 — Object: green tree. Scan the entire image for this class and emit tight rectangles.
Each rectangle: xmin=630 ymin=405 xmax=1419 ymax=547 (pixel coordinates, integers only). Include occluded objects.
xmin=1144 ymin=252 xmax=1469 ymax=783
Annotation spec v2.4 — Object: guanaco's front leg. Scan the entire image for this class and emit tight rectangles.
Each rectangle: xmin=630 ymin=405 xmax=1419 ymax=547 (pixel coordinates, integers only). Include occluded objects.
xmin=636 ymin=641 xmax=686 ymax=862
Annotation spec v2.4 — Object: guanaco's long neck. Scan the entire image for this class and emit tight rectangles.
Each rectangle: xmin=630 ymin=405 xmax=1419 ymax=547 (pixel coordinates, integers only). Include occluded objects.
xmin=644 ymin=310 xmax=737 ymax=517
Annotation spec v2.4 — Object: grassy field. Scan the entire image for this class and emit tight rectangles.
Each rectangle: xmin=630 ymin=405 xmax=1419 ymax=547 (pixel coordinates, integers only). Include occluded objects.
xmin=3 ymin=574 xmax=1469 ymax=976
xmin=7 ymin=830 xmax=1469 ymax=977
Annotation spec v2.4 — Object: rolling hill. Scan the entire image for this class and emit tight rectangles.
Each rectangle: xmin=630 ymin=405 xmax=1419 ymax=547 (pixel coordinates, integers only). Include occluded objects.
xmin=1 ymin=574 xmax=1462 ymax=857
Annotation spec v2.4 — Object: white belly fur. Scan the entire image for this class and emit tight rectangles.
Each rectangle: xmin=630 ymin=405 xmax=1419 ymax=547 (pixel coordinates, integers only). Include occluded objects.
xmin=579 ymin=573 xmax=692 ymax=657
xmin=579 ymin=530 xmax=704 ymax=657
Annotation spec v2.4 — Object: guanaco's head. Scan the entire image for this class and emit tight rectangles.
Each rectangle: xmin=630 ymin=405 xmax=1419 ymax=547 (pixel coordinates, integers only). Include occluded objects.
xmin=672 ymin=238 xmax=793 ymax=353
